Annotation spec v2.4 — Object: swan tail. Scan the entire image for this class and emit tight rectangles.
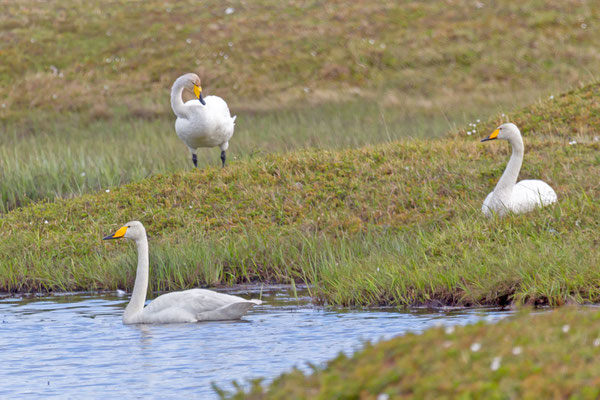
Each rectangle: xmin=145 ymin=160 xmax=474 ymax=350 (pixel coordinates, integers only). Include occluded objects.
xmin=232 ymin=115 xmax=237 ymax=125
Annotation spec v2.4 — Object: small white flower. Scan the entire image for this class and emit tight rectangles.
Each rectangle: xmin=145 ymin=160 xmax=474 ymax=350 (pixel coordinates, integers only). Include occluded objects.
xmin=369 ymin=39 xmax=375 ymax=45
xmin=228 ymin=42 xmax=233 ymax=47
xmin=476 ymin=119 xmax=480 ymax=123
xmin=444 ymin=326 xmax=455 ymax=335
xmin=467 ymin=131 xmax=472 ymax=136
xmin=376 ymin=394 xmax=390 ymax=400
xmin=376 ymin=267 xmax=380 ymax=272
xmin=470 ymin=342 xmax=481 ymax=352
xmin=166 ymin=7 xmax=171 ymax=13
xmin=44 ymin=220 xmax=49 ymax=224
xmin=562 ymin=324 xmax=570 ymax=333
xmin=512 ymin=346 xmax=522 ymax=355
xmin=575 ymin=220 xmax=580 ymax=227
xmin=581 ymin=23 xmax=587 ymax=29
xmin=303 ymin=87 xmax=310 ymax=93
xmin=186 ymin=38 xmax=192 ymax=44
xmin=52 ymin=94 xmax=57 ymax=99
xmin=473 ymin=129 xmax=477 ymax=133
xmin=189 ymin=205 xmax=193 ymax=209
xmin=105 ymin=189 xmax=110 ymax=193
xmin=593 ymin=338 xmax=600 ymax=347
xmin=549 ymin=95 xmax=554 ymax=100
xmin=310 ymin=51 xmax=317 ymax=57
xmin=2 ymin=103 xmax=6 ymax=108
xmin=380 ymin=43 xmax=386 ymax=49
xmin=80 ymin=172 xmax=86 ymax=177
xmin=501 ymin=113 xmax=505 ymax=117
xmin=30 ymin=38 xmax=36 ymax=43
xmin=103 ymin=85 xmax=109 ymax=90
xmin=225 ymin=7 xmax=235 ymax=15
xmin=105 ymin=58 xmax=111 ymax=63
xmin=223 ymin=54 xmax=229 ymax=60
xmin=58 ymin=72 xmax=64 ymax=78
xmin=569 ymin=140 xmax=577 ymax=145
xmin=490 ymin=356 xmax=501 ymax=371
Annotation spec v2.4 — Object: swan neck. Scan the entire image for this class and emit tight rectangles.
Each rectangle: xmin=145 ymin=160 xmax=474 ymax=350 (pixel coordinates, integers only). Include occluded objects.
xmin=124 ymin=235 xmax=149 ymax=321
xmin=170 ymin=77 xmax=187 ymax=118
xmin=494 ymin=136 xmax=524 ymax=197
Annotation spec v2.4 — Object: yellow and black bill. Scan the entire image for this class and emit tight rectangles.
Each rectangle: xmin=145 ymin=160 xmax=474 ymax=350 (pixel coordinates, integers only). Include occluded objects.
xmin=481 ymin=128 xmax=500 ymax=142
xmin=194 ymin=84 xmax=206 ymax=105
xmin=103 ymin=225 xmax=127 ymax=240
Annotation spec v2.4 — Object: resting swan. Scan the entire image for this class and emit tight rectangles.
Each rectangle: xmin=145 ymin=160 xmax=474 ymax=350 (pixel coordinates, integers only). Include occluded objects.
xmin=103 ymin=221 xmax=260 ymax=324
xmin=481 ymin=123 xmax=557 ymax=217
xmin=170 ymin=73 xmax=236 ymax=168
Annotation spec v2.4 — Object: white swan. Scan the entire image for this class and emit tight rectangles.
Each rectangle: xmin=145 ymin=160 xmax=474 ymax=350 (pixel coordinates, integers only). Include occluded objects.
xmin=170 ymin=73 xmax=236 ymax=168
xmin=103 ymin=221 xmax=261 ymax=324
xmin=480 ymin=123 xmax=557 ymax=217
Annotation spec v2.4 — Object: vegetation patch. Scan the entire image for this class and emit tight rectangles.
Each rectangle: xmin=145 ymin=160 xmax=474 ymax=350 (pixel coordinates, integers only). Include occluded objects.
xmin=1 ymin=83 xmax=598 ymax=307
xmin=220 ymin=307 xmax=600 ymax=399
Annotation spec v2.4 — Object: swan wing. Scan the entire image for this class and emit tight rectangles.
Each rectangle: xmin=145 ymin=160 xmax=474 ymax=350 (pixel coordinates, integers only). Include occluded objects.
xmin=176 ymin=96 xmax=234 ymax=149
xmin=510 ymin=180 xmax=557 ymax=214
xmin=143 ymin=289 xmax=260 ymax=322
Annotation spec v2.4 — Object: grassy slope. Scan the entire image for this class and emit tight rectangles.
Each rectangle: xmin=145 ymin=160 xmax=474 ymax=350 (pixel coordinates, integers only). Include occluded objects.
xmin=2 ymin=0 xmax=600 ymax=211
xmin=223 ymin=307 xmax=600 ymax=399
xmin=2 ymin=0 xmax=598 ymax=116
xmin=1 ymin=83 xmax=598 ymax=306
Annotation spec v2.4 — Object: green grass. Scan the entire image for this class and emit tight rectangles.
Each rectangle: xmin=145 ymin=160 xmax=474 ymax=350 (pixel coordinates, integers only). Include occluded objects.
xmin=220 ymin=307 xmax=600 ymax=399
xmin=1 ymin=83 xmax=599 ymax=307
xmin=2 ymin=0 xmax=600 ymax=211
xmin=0 ymin=101 xmax=481 ymax=212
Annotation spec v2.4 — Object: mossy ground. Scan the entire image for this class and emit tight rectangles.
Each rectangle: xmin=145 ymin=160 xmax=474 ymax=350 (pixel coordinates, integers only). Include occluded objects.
xmin=222 ymin=307 xmax=600 ymax=399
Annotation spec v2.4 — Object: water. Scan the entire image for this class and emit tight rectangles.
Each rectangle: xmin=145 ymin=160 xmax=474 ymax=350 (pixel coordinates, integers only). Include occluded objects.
xmin=0 ymin=287 xmax=512 ymax=398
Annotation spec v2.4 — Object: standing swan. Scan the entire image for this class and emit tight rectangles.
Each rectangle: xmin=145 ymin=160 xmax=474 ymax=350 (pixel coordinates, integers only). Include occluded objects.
xmin=170 ymin=73 xmax=236 ymax=168
xmin=480 ymin=123 xmax=557 ymax=217
xmin=103 ymin=221 xmax=260 ymax=324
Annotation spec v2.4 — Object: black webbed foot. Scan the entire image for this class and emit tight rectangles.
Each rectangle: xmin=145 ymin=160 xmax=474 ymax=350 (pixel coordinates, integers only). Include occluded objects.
xmin=192 ymin=153 xmax=198 ymax=168
xmin=220 ymin=150 xmax=226 ymax=168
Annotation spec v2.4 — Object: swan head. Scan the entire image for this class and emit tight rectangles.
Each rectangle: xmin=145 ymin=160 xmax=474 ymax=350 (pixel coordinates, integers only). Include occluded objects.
xmin=481 ymin=122 xmax=521 ymax=142
xmin=103 ymin=221 xmax=146 ymax=241
xmin=179 ymin=73 xmax=206 ymax=106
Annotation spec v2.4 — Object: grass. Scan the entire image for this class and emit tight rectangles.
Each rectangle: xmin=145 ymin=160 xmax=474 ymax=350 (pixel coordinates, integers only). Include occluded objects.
xmin=220 ymin=307 xmax=600 ymax=399
xmin=1 ymin=82 xmax=599 ymax=307
xmin=0 ymin=101 xmax=481 ymax=212
xmin=2 ymin=0 xmax=600 ymax=211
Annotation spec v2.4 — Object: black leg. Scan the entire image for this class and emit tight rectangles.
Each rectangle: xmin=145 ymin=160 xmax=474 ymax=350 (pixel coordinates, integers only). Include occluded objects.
xmin=220 ymin=150 xmax=226 ymax=168
xmin=192 ymin=153 xmax=198 ymax=168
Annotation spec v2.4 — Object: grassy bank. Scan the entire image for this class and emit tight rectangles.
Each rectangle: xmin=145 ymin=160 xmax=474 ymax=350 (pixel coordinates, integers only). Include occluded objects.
xmin=2 ymin=0 xmax=600 ymax=211
xmin=221 ymin=307 xmax=600 ymax=399
xmin=0 ymin=101 xmax=478 ymax=212
xmin=1 ymin=83 xmax=598 ymax=306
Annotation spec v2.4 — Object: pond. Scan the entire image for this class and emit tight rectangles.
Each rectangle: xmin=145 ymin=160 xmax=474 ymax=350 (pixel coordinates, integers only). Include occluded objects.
xmin=0 ymin=286 xmax=512 ymax=398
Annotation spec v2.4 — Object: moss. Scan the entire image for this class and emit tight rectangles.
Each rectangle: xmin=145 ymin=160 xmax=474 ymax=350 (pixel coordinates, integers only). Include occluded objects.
xmin=224 ymin=307 xmax=600 ymax=399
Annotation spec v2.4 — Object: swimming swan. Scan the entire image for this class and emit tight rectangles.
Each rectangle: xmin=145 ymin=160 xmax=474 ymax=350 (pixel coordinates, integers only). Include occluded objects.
xmin=170 ymin=73 xmax=236 ymax=168
xmin=103 ymin=221 xmax=260 ymax=324
xmin=480 ymin=122 xmax=557 ymax=217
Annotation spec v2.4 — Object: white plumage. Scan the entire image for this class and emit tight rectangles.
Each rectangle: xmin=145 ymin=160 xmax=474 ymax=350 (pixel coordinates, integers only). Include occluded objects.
xmin=103 ymin=221 xmax=261 ymax=324
xmin=170 ymin=73 xmax=236 ymax=168
xmin=481 ymin=123 xmax=557 ymax=217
